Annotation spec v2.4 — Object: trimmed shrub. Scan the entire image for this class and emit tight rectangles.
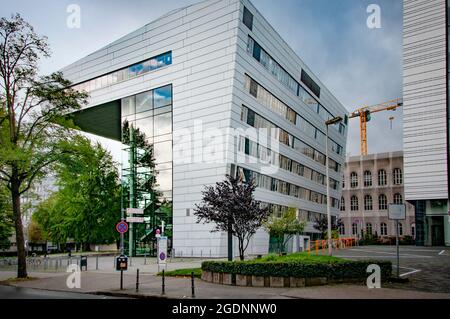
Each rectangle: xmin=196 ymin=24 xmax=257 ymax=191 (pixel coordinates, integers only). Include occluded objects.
xmin=202 ymin=259 xmax=392 ymax=281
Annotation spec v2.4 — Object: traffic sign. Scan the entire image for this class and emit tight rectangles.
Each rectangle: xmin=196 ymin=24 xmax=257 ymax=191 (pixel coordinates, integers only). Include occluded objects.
xmin=116 ymin=221 xmax=129 ymax=234
xmin=126 ymin=217 xmax=145 ymax=223
xmin=155 ymin=228 xmax=161 ymax=238
xmin=126 ymin=208 xmax=144 ymax=215
xmin=388 ymin=204 xmax=406 ymax=220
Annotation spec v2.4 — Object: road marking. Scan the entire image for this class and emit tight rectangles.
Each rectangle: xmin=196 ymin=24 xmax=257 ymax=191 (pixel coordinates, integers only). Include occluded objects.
xmin=392 ymin=265 xmax=422 ymax=277
xmin=348 ymin=249 xmax=433 ymax=258
xmin=438 ymin=250 xmax=446 ymax=255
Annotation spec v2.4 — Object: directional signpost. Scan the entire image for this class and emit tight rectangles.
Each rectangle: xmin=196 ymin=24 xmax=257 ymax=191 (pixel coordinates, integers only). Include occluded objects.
xmin=389 ymin=204 xmax=406 ymax=278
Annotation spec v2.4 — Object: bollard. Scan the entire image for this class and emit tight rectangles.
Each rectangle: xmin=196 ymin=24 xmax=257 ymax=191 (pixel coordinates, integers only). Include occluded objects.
xmin=191 ymin=272 xmax=195 ymax=298
xmin=144 ymin=253 xmax=147 ymax=265
xmin=120 ymin=269 xmax=124 ymax=290
xmin=162 ymin=269 xmax=165 ymax=295
xmin=136 ymin=269 xmax=140 ymax=292
xmin=96 ymin=255 xmax=99 ymax=270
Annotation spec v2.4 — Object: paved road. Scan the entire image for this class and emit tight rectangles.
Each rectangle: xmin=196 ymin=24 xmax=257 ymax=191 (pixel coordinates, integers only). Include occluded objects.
xmin=0 ymin=285 xmax=124 ymax=299
xmin=329 ymin=245 xmax=450 ymax=293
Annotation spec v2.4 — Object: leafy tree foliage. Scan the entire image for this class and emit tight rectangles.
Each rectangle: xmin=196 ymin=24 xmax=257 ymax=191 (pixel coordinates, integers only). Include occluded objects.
xmin=0 ymin=184 xmax=13 ymax=250
xmin=264 ymin=207 xmax=305 ymax=253
xmin=0 ymin=14 xmax=87 ymax=277
xmin=194 ymin=175 xmax=270 ymax=261
xmin=33 ymin=136 xmax=121 ymax=250
xmin=313 ymin=215 xmax=343 ymax=239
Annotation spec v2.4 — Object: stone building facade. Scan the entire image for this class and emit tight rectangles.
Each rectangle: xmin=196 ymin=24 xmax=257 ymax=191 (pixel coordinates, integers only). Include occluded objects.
xmin=339 ymin=151 xmax=415 ymax=239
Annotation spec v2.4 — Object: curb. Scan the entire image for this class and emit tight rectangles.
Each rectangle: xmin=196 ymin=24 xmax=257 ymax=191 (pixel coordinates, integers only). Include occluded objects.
xmin=91 ymin=291 xmax=189 ymax=299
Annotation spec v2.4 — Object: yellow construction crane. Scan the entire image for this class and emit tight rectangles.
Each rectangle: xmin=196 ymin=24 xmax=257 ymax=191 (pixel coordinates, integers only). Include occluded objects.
xmin=349 ymin=98 xmax=403 ymax=156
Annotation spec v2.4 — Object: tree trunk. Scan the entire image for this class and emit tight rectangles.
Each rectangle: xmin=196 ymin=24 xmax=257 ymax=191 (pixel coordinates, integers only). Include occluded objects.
xmin=238 ymin=239 xmax=244 ymax=261
xmin=11 ymin=177 xmax=27 ymax=278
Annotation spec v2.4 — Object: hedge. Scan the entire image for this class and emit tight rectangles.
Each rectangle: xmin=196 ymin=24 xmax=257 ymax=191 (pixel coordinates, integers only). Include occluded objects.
xmin=202 ymin=260 xmax=392 ymax=281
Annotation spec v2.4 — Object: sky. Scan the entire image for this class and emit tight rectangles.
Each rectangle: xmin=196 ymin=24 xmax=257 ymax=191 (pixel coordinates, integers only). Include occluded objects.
xmin=0 ymin=0 xmax=403 ymax=161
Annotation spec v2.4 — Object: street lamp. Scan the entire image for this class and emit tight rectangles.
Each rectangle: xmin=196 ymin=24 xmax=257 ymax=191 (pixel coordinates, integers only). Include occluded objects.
xmin=325 ymin=116 xmax=343 ymax=256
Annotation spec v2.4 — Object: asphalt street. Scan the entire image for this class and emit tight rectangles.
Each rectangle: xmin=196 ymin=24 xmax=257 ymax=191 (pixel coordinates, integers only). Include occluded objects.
xmin=0 ymin=285 xmax=125 ymax=299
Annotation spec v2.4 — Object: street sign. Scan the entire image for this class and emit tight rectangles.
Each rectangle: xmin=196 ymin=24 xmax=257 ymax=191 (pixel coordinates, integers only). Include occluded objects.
xmin=388 ymin=204 xmax=406 ymax=220
xmin=155 ymin=228 xmax=161 ymax=238
xmin=116 ymin=221 xmax=129 ymax=234
xmin=126 ymin=208 xmax=144 ymax=215
xmin=126 ymin=217 xmax=145 ymax=223
xmin=157 ymin=236 xmax=168 ymax=267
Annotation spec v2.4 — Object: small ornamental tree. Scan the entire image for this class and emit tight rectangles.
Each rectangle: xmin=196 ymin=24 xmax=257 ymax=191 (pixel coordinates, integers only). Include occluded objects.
xmin=264 ymin=207 xmax=305 ymax=254
xmin=194 ymin=175 xmax=270 ymax=261
xmin=313 ymin=215 xmax=343 ymax=239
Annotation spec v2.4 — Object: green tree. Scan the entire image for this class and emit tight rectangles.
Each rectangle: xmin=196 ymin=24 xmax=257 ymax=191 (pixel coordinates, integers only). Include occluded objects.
xmin=0 ymin=14 xmax=87 ymax=277
xmin=194 ymin=175 xmax=270 ymax=261
xmin=33 ymin=136 xmax=121 ymax=250
xmin=0 ymin=184 xmax=13 ymax=250
xmin=264 ymin=207 xmax=305 ymax=254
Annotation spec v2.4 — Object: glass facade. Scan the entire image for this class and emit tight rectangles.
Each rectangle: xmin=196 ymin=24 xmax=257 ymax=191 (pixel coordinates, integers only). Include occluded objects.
xmin=237 ymin=166 xmax=339 ymax=208
xmin=73 ymin=51 xmax=172 ymax=93
xmin=238 ymin=136 xmax=339 ymax=189
xmin=121 ymin=84 xmax=173 ymax=256
xmin=246 ymin=36 xmax=346 ymax=136
xmin=244 ymin=74 xmax=344 ymax=154
xmin=241 ymin=105 xmax=341 ymax=172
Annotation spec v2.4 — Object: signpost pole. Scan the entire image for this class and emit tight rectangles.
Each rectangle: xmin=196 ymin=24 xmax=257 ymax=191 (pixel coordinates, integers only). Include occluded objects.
xmin=396 ymin=219 xmax=400 ymax=278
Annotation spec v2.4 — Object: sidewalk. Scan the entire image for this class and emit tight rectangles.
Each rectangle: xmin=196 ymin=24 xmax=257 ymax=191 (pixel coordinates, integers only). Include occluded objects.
xmin=1 ymin=270 xmax=449 ymax=299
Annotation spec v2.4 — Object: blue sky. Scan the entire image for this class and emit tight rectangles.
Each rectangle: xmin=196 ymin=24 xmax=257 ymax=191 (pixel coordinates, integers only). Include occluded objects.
xmin=0 ymin=0 xmax=403 ymax=159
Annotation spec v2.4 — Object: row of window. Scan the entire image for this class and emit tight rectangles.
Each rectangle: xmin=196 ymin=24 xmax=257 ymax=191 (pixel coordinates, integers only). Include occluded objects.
xmin=73 ymin=51 xmax=172 ymax=93
xmin=241 ymin=106 xmax=341 ymax=173
xmin=238 ymin=137 xmax=339 ymax=190
xmin=237 ymin=167 xmax=339 ymax=207
xmin=260 ymin=202 xmax=325 ymax=223
xmin=342 ymin=222 xmax=410 ymax=236
xmin=244 ymin=74 xmax=344 ymax=155
xmin=341 ymin=193 xmax=403 ymax=211
xmin=246 ymin=36 xmax=346 ymax=134
xmin=347 ymin=169 xmax=403 ymax=188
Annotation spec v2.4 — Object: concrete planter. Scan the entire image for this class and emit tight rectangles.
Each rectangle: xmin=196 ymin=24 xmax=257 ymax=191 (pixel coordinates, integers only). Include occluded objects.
xmin=290 ymin=277 xmax=306 ymax=287
xmin=305 ymin=277 xmax=328 ymax=286
xmin=201 ymin=271 xmax=212 ymax=282
xmin=251 ymin=276 xmax=265 ymax=287
xmin=236 ymin=274 xmax=251 ymax=286
xmin=213 ymin=272 xmax=223 ymax=284
xmin=222 ymin=273 xmax=233 ymax=285
xmin=269 ymin=276 xmax=284 ymax=288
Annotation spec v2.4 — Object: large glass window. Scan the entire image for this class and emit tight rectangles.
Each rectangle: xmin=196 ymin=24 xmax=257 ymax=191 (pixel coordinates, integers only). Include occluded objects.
xmin=394 ymin=193 xmax=403 ymax=205
xmin=154 ymin=112 xmax=172 ymax=136
xmin=154 ymin=141 xmax=172 ymax=164
xmin=350 ymin=172 xmax=358 ymax=188
xmin=378 ymin=170 xmax=387 ymax=186
xmin=379 ymin=194 xmax=387 ymax=210
xmin=380 ymin=223 xmax=387 ymax=236
xmin=393 ymin=168 xmax=403 ymax=185
xmin=364 ymin=171 xmax=372 ymax=187
xmin=340 ymin=197 xmax=345 ymax=211
xmin=154 ymin=85 xmax=172 ymax=108
xmin=243 ymin=6 xmax=254 ymax=30
xmin=136 ymin=91 xmax=153 ymax=114
xmin=364 ymin=195 xmax=373 ymax=211
xmin=351 ymin=196 xmax=359 ymax=211
xmin=74 ymin=51 xmax=172 ymax=93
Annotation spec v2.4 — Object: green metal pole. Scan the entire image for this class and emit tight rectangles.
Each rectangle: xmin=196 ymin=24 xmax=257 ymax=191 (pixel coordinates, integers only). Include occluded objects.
xmin=128 ymin=125 xmax=136 ymax=257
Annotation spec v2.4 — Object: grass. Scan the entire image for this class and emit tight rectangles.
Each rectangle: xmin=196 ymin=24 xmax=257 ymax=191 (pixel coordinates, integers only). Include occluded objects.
xmin=157 ymin=268 xmax=202 ymax=278
xmin=247 ymin=252 xmax=346 ymax=264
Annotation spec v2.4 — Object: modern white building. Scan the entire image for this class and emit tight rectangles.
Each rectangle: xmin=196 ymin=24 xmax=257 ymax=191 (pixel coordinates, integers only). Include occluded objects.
xmin=403 ymin=0 xmax=450 ymax=246
xmin=62 ymin=0 xmax=348 ymax=257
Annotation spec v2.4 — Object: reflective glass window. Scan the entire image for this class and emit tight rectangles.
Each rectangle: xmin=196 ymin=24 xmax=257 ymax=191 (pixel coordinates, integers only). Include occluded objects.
xmin=154 ymin=85 xmax=172 ymax=108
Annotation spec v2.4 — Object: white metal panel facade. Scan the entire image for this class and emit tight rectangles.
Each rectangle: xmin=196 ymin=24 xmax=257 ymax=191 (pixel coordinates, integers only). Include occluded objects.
xmin=62 ymin=0 xmax=348 ymax=257
xmin=403 ymin=0 xmax=448 ymax=200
